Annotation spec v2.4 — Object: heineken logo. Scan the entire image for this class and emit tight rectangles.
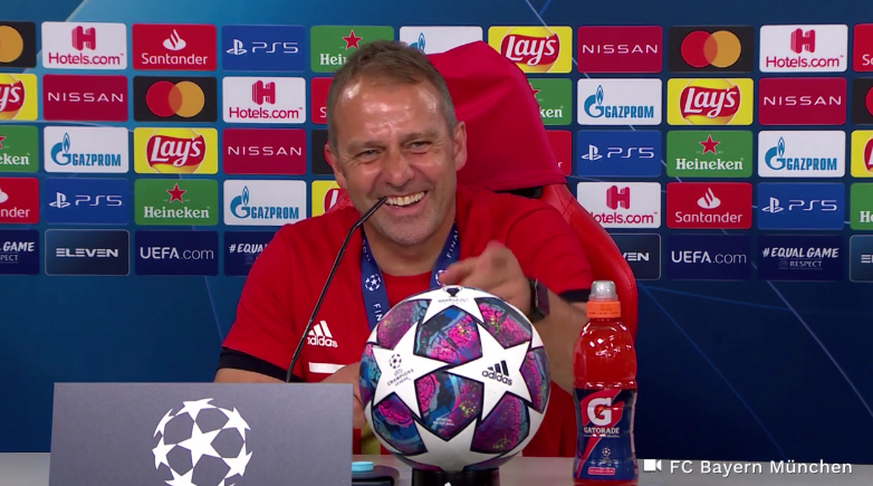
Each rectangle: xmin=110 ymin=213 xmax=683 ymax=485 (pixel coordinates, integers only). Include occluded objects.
xmin=667 ymin=130 xmax=752 ymax=178
xmin=135 ymin=179 xmax=218 ymax=226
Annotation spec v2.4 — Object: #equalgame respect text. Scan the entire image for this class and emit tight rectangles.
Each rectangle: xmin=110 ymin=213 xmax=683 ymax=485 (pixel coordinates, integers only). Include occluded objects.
xmin=667 ymin=460 xmax=853 ymax=477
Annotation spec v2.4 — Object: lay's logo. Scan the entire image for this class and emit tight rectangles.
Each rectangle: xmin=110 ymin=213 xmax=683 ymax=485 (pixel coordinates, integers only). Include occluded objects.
xmin=133 ymin=127 xmax=218 ymax=174
xmin=488 ymin=26 xmax=572 ymax=73
xmin=667 ymin=78 xmax=754 ymax=126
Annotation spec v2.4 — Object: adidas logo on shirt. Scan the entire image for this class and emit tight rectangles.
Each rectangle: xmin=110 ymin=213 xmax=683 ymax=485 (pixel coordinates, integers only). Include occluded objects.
xmin=482 ymin=360 xmax=512 ymax=385
xmin=307 ymin=320 xmax=338 ymax=348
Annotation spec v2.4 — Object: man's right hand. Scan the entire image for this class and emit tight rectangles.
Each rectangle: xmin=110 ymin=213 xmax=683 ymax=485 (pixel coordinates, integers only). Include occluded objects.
xmin=321 ymin=362 xmax=367 ymax=429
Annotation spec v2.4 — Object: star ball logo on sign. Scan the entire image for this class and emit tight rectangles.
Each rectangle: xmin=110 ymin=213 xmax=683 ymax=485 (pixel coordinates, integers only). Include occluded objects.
xmin=134 ymin=128 xmax=217 ymax=175
xmin=44 ymin=127 xmax=129 ymax=174
xmin=851 ymin=130 xmax=873 ymax=177
xmin=42 ymin=74 xmax=127 ymax=122
xmin=41 ymin=22 xmax=127 ymax=69
xmin=0 ymin=21 xmax=37 ymax=68
xmin=576 ymin=26 xmax=662 ymax=74
xmin=666 ymin=234 xmax=752 ymax=281
xmin=133 ymin=76 xmax=218 ymax=123
xmin=757 ymin=183 xmax=845 ymax=231
xmin=135 ymin=230 xmax=219 ymax=276
xmin=222 ymin=77 xmax=306 ymax=124
xmin=758 ymin=131 xmax=845 ymax=178
xmin=666 ymin=130 xmax=753 ymax=179
xmin=488 ymin=26 xmax=573 ymax=73
xmin=666 ymin=182 xmax=752 ymax=229
xmin=43 ymin=178 xmax=129 ymax=225
xmin=399 ymin=26 xmax=483 ymax=54
xmin=759 ymin=24 xmax=848 ymax=73
xmin=575 ymin=182 xmax=661 ymax=229
xmin=757 ymin=234 xmax=844 ymax=281
xmin=310 ymin=26 xmax=394 ymax=73
xmin=224 ymin=180 xmax=307 ymax=226
xmin=0 ymin=176 xmax=38 ymax=224
xmin=0 ymin=229 xmax=39 ymax=275
xmin=0 ymin=125 xmax=38 ymax=173
xmin=667 ymin=26 xmax=754 ymax=72
xmin=311 ymin=180 xmax=342 ymax=217
xmin=225 ymin=231 xmax=274 ymax=277
xmin=134 ymin=179 xmax=218 ymax=226
xmin=44 ymin=229 xmax=130 ymax=276
xmin=131 ymin=23 xmax=216 ymax=71
xmin=223 ymin=24 xmax=306 ymax=72
xmin=577 ymin=79 xmax=662 ymax=126
xmin=0 ymin=74 xmax=37 ymax=121
xmin=666 ymin=78 xmax=753 ymax=125
xmin=576 ymin=130 xmax=661 ymax=178
xmin=758 ymin=77 xmax=846 ymax=126
xmin=222 ymin=128 xmax=306 ymax=175
xmin=854 ymin=24 xmax=873 ymax=72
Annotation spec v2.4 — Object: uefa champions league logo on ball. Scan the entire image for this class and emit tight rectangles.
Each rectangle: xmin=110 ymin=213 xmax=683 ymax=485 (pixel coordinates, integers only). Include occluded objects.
xmin=152 ymin=398 xmax=253 ymax=486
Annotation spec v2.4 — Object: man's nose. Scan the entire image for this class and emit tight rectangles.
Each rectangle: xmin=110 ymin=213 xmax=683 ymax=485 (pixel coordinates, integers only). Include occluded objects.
xmin=381 ymin=147 xmax=414 ymax=187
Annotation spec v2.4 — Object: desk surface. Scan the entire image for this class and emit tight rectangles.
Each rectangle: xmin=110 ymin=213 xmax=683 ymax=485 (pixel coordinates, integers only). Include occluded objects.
xmin=3 ymin=453 xmax=872 ymax=486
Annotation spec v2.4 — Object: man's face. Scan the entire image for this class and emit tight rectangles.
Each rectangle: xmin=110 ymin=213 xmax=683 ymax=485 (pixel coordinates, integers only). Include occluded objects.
xmin=327 ymin=78 xmax=467 ymax=246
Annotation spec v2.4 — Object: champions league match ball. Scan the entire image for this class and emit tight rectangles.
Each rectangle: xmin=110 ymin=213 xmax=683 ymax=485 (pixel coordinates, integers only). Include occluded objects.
xmin=358 ymin=285 xmax=551 ymax=478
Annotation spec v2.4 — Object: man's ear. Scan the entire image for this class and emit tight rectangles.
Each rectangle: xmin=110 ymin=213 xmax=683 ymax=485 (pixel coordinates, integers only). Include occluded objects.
xmin=452 ymin=120 xmax=467 ymax=172
xmin=325 ymin=142 xmax=347 ymax=190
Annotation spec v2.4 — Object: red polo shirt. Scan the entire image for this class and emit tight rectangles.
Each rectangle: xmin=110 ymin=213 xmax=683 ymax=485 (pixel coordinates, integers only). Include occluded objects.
xmin=219 ymin=185 xmax=593 ymax=455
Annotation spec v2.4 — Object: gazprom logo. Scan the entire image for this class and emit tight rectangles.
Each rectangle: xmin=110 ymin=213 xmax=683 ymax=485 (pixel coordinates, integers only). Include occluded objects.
xmin=764 ymin=136 xmax=838 ymax=172
xmin=409 ymin=32 xmax=426 ymax=51
xmin=230 ymin=185 xmax=299 ymax=220
xmin=764 ymin=137 xmax=787 ymax=170
xmin=49 ymin=132 xmax=123 ymax=168
xmin=584 ymin=85 xmax=606 ymax=118
xmin=50 ymin=133 xmax=73 ymax=166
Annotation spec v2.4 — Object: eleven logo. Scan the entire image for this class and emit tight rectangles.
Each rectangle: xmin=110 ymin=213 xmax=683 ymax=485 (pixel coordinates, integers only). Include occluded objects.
xmin=131 ymin=23 xmax=217 ymax=71
xmin=133 ymin=128 xmax=218 ymax=174
xmin=0 ymin=21 xmax=37 ymax=68
xmin=399 ymin=26 xmax=483 ymax=54
xmin=0 ymin=74 xmax=37 ymax=121
xmin=222 ymin=77 xmax=307 ymax=124
xmin=575 ymin=182 xmax=661 ymax=229
xmin=311 ymin=180 xmax=343 ymax=217
xmin=666 ymin=182 xmax=752 ymax=229
xmin=44 ymin=126 xmax=129 ymax=174
xmin=851 ymin=131 xmax=873 ymax=177
xmin=667 ymin=78 xmax=754 ymax=125
xmin=758 ymin=131 xmax=845 ymax=178
xmin=759 ymin=24 xmax=848 ymax=73
xmin=488 ymin=26 xmax=573 ymax=73
xmin=41 ymin=22 xmax=127 ymax=69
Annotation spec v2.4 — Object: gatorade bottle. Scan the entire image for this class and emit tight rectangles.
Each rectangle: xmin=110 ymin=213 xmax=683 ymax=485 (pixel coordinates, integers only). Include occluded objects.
xmin=573 ymin=280 xmax=638 ymax=486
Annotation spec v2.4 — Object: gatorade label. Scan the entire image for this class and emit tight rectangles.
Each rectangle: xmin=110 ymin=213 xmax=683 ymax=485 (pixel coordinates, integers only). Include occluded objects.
xmin=573 ymin=388 xmax=638 ymax=481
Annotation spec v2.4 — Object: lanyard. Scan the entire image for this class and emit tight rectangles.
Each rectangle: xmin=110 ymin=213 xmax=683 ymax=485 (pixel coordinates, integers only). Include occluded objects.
xmin=360 ymin=224 xmax=460 ymax=331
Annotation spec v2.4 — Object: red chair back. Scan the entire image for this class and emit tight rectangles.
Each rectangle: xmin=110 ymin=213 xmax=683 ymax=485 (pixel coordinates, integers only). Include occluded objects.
xmin=324 ymin=41 xmax=638 ymax=456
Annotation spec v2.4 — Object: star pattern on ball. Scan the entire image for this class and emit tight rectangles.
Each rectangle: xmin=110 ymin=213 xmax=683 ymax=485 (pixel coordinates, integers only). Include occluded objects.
xmin=371 ymin=322 xmax=449 ymax=418
xmin=406 ymin=419 xmax=501 ymax=471
xmin=446 ymin=323 xmax=532 ymax=419
xmin=420 ymin=286 xmax=491 ymax=324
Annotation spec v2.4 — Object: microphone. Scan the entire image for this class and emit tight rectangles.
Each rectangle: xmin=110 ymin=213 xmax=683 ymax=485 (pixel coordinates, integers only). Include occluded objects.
xmin=285 ymin=196 xmax=388 ymax=383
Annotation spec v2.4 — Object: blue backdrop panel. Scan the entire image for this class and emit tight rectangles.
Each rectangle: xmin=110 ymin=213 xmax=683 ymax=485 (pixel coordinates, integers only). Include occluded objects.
xmin=1 ymin=0 xmax=872 ymax=466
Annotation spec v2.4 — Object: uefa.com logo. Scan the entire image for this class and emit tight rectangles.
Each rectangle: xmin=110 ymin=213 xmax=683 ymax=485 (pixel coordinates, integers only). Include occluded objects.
xmin=759 ymin=24 xmax=848 ymax=73
xmin=41 ymin=22 xmax=128 ymax=69
xmin=222 ymin=77 xmax=306 ymax=124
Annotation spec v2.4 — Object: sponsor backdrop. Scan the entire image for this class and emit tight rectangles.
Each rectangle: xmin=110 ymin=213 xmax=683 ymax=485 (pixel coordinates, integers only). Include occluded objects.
xmin=1 ymin=0 xmax=872 ymax=466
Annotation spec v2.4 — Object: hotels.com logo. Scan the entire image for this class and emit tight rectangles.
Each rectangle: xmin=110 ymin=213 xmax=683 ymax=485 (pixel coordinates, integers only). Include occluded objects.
xmin=666 ymin=182 xmax=752 ymax=229
xmin=759 ymin=24 xmax=847 ymax=73
xmin=41 ymin=22 xmax=127 ymax=69
xmin=488 ymin=26 xmax=573 ymax=73
xmin=131 ymin=24 xmax=217 ymax=71
xmin=42 ymin=74 xmax=128 ymax=122
xmin=575 ymin=182 xmax=661 ymax=229
xmin=758 ymin=77 xmax=846 ymax=125
xmin=222 ymin=76 xmax=306 ymax=124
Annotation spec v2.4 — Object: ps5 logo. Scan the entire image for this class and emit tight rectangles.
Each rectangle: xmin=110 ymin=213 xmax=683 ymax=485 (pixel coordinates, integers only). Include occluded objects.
xmin=762 ymin=197 xmax=838 ymax=213
xmin=49 ymin=191 xmax=123 ymax=209
xmin=580 ymin=144 xmax=656 ymax=161
xmin=226 ymin=39 xmax=298 ymax=56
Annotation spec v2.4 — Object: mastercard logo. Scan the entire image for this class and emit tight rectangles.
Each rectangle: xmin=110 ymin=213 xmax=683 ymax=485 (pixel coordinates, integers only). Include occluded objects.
xmin=680 ymin=30 xmax=742 ymax=69
xmin=133 ymin=76 xmax=217 ymax=123
xmin=0 ymin=25 xmax=24 ymax=63
xmin=146 ymin=80 xmax=205 ymax=118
